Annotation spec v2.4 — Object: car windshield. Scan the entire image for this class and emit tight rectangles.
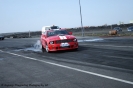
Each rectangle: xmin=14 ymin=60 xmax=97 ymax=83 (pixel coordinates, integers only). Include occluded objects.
xmin=47 ymin=30 xmax=69 ymax=37
xmin=50 ymin=26 xmax=60 ymax=29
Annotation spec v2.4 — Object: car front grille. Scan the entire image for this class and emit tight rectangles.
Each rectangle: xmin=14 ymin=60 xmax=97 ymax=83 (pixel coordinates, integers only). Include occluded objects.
xmin=56 ymin=39 xmax=73 ymax=44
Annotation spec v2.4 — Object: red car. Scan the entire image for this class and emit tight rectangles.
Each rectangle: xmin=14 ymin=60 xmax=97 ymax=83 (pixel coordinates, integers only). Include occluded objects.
xmin=41 ymin=29 xmax=78 ymax=53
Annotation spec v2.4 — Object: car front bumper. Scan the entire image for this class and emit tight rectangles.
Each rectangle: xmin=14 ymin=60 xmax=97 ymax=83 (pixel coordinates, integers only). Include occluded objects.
xmin=48 ymin=42 xmax=78 ymax=51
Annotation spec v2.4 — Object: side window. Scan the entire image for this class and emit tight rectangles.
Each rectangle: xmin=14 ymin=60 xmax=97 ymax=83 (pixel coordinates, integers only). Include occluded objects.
xmin=44 ymin=32 xmax=47 ymax=35
xmin=45 ymin=27 xmax=50 ymax=31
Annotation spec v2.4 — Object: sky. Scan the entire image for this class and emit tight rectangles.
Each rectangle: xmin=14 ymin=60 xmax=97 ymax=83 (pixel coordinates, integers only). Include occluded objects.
xmin=0 ymin=0 xmax=133 ymax=33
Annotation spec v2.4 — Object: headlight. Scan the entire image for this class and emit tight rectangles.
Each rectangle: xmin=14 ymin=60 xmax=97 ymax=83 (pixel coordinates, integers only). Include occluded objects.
xmin=73 ymin=38 xmax=77 ymax=42
xmin=49 ymin=41 xmax=54 ymax=44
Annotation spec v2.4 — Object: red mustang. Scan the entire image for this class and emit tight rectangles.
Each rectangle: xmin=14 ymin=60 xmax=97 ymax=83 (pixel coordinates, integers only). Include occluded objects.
xmin=41 ymin=29 xmax=78 ymax=53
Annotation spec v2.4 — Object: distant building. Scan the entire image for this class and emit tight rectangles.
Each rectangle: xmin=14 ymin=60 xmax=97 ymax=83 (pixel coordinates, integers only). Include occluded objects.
xmin=130 ymin=20 xmax=133 ymax=23
xmin=118 ymin=21 xmax=124 ymax=25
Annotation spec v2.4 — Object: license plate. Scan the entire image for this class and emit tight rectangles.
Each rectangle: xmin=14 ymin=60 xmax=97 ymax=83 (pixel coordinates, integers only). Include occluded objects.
xmin=60 ymin=43 xmax=69 ymax=47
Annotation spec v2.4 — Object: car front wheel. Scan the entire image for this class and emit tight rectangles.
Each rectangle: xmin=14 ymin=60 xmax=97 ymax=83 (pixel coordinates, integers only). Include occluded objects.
xmin=45 ymin=45 xmax=50 ymax=53
xmin=42 ymin=45 xmax=45 ymax=53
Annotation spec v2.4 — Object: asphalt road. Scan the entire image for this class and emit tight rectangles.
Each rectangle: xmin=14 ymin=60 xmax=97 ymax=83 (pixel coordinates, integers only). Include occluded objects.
xmin=0 ymin=37 xmax=133 ymax=88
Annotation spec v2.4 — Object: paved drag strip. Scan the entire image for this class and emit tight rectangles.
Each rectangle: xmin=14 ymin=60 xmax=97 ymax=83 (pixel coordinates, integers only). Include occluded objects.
xmin=0 ymin=50 xmax=133 ymax=85
xmin=41 ymin=55 xmax=133 ymax=72
xmin=90 ymin=44 xmax=133 ymax=48
xmin=103 ymin=55 xmax=133 ymax=60
xmin=79 ymin=43 xmax=133 ymax=48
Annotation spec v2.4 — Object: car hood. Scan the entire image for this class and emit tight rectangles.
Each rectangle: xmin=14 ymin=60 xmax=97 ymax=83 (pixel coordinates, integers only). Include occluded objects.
xmin=47 ymin=34 xmax=76 ymax=41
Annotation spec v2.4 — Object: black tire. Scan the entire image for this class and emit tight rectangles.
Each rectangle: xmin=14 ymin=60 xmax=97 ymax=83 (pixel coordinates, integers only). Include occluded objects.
xmin=74 ymin=48 xmax=78 ymax=51
xmin=42 ymin=45 xmax=45 ymax=53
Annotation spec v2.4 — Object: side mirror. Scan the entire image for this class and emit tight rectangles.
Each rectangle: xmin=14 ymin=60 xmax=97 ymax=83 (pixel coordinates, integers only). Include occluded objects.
xmin=69 ymin=32 xmax=72 ymax=35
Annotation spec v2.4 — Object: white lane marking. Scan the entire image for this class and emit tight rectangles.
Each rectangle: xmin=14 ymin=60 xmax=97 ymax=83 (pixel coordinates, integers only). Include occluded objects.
xmin=0 ymin=50 xmax=133 ymax=85
xmin=103 ymin=55 xmax=133 ymax=60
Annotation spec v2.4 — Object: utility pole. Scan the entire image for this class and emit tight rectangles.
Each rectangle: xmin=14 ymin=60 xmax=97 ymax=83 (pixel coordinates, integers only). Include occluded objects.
xmin=79 ymin=0 xmax=84 ymax=37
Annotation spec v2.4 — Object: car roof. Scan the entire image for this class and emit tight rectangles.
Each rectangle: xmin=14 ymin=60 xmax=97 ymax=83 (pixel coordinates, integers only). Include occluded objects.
xmin=46 ymin=29 xmax=66 ymax=32
xmin=42 ymin=25 xmax=59 ymax=28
